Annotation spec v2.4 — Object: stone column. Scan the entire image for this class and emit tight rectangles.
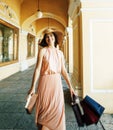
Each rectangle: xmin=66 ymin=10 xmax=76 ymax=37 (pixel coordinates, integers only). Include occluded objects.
xmin=66 ymin=27 xmax=73 ymax=73
xmin=19 ymin=30 xmax=28 ymax=71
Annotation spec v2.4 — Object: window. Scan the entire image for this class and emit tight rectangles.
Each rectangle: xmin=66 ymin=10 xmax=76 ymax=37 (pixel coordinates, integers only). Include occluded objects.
xmin=0 ymin=20 xmax=18 ymax=66
xmin=27 ymin=33 xmax=35 ymax=58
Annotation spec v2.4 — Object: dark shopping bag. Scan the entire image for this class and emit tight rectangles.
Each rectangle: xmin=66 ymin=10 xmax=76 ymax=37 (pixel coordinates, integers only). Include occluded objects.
xmin=81 ymin=95 xmax=105 ymax=126
xmin=83 ymin=95 xmax=105 ymax=116
xmin=71 ymin=95 xmax=105 ymax=126
xmin=71 ymin=95 xmax=84 ymax=126
xmin=81 ymin=100 xmax=99 ymax=125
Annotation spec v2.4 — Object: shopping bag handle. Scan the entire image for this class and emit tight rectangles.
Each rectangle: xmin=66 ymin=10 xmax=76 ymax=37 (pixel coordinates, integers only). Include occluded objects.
xmin=71 ymin=94 xmax=84 ymax=115
xmin=72 ymin=94 xmax=78 ymax=102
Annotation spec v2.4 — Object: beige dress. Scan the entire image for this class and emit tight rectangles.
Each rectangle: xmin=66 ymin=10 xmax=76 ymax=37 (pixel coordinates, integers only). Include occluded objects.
xmin=35 ymin=47 xmax=66 ymax=130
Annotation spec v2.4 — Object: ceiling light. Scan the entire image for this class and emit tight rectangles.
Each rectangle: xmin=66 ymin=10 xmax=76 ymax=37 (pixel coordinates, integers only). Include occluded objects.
xmin=36 ymin=0 xmax=43 ymax=18
xmin=36 ymin=9 xmax=43 ymax=18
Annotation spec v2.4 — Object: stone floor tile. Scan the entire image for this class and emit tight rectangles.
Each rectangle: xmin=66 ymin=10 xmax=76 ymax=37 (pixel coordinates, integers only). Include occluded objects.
xmin=13 ymin=113 xmax=37 ymax=130
xmin=10 ymin=94 xmax=26 ymax=102
xmin=65 ymin=104 xmax=76 ymax=122
xmin=66 ymin=121 xmax=77 ymax=130
xmin=1 ymin=102 xmax=25 ymax=113
xmin=0 ymin=94 xmax=12 ymax=101
xmin=0 ymin=113 xmax=22 ymax=129
xmin=0 ymin=65 xmax=112 ymax=130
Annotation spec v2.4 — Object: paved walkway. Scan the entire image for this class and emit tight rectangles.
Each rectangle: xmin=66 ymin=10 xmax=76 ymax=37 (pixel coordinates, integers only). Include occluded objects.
xmin=0 ymin=65 xmax=113 ymax=130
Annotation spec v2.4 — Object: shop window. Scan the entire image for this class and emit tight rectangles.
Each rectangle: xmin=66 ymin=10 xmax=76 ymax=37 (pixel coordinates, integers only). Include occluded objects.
xmin=0 ymin=20 xmax=18 ymax=66
xmin=27 ymin=33 xmax=35 ymax=58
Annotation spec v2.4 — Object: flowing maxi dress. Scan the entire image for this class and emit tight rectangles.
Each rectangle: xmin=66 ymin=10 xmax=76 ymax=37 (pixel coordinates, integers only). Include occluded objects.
xmin=35 ymin=47 xmax=66 ymax=130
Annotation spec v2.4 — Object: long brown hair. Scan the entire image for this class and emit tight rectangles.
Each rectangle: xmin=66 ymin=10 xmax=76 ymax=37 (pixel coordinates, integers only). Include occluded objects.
xmin=39 ymin=32 xmax=58 ymax=47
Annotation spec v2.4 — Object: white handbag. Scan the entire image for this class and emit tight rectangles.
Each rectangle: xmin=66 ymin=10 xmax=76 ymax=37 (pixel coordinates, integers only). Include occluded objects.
xmin=25 ymin=93 xmax=38 ymax=114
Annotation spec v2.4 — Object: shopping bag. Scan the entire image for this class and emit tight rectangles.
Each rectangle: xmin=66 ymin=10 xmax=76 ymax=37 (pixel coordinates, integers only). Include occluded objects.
xmin=83 ymin=95 xmax=105 ymax=116
xmin=25 ymin=93 xmax=38 ymax=114
xmin=81 ymin=100 xmax=99 ymax=125
xmin=81 ymin=95 xmax=105 ymax=126
xmin=71 ymin=95 xmax=84 ymax=126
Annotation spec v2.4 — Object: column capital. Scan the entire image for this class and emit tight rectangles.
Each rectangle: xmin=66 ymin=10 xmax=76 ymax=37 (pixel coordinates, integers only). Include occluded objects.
xmin=68 ymin=0 xmax=80 ymax=20
xmin=65 ymin=27 xmax=72 ymax=33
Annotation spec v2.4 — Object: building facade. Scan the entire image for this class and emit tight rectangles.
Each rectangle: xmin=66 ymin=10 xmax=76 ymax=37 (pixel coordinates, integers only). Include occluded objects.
xmin=0 ymin=0 xmax=113 ymax=113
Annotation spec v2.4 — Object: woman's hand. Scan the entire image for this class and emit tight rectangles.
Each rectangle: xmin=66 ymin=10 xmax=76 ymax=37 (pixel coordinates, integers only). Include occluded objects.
xmin=28 ymin=86 xmax=35 ymax=94
xmin=30 ymin=88 xmax=35 ymax=95
xmin=70 ymin=86 xmax=76 ymax=98
xmin=27 ymin=87 xmax=35 ymax=100
xmin=27 ymin=91 xmax=34 ymax=101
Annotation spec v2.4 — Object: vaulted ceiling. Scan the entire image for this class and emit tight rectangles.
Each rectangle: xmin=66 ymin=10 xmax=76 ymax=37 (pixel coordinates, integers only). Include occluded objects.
xmin=21 ymin=0 xmax=70 ymax=38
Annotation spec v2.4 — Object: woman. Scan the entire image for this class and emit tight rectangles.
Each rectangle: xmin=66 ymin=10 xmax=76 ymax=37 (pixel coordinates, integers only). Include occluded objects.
xmin=28 ymin=28 xmax=75 ymax=130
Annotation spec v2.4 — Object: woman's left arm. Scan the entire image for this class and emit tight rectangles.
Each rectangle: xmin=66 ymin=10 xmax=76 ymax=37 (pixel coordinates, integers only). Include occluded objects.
xmin=61 ymin=51 xmax=75 ymax=97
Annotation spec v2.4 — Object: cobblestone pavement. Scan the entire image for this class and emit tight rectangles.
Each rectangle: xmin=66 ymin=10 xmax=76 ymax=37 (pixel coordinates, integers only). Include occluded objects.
xmin=0 ymin=66 xmax=113 ymax=130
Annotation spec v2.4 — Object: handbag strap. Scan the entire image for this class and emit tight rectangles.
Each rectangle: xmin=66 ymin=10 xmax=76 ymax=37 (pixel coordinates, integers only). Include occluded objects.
xmin=72 ymin=94 xmax=77 ymax=103
xmin=71 ymin=94 xmax=84 ymax=115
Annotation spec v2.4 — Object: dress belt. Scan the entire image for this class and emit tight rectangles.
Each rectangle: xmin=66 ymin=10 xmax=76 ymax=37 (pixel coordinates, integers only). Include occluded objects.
xmin=41 ymin=70 xmax=60 ymax=75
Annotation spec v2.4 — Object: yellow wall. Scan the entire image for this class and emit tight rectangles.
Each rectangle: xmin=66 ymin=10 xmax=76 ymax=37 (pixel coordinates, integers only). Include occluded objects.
xmin=0 ymin=0 xmax=37 ymax=80
xmin=0 ymin=0 xmax=21 ymax=80
xmin=69 ymin=0 xmax=113 ymax=113
xmin=81 ymin=0 xmax=113 ymax=113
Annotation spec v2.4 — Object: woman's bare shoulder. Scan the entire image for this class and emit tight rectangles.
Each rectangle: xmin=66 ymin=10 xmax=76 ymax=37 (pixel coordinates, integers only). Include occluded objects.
xmin=57 ymin=49 xmax=63 ymax=56
xmin=38 ymin=47 xmax=47 ymax=56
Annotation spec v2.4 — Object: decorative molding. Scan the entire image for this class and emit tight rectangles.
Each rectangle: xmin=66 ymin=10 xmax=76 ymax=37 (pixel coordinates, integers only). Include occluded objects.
xmin=89 ymin=18 xmax=113 ymax=93
xmin=0 ymin=1 xmax=19 ymax=26
xmin=28 ymin=24 xmax=36 ymax=34
xmin=0 ymin=16 xmax=20 ymax=28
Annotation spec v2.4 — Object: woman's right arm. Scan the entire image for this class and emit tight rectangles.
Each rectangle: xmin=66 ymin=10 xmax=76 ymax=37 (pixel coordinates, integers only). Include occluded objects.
xmin=28 ymin=48 xmax=45 ymax=94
